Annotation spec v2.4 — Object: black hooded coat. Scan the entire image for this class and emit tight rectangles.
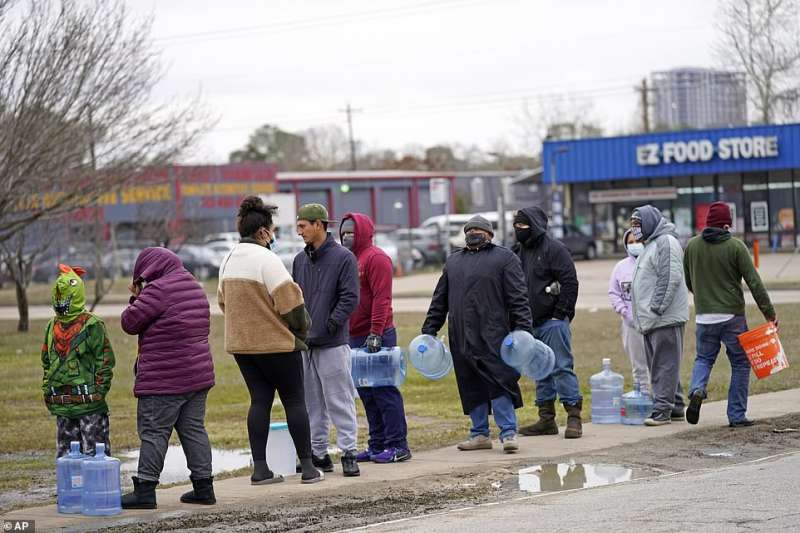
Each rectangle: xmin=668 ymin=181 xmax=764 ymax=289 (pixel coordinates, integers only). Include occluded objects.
xmin=421 ymin=242 xmax=532 ymax=415
xmin=512 ymin=206 xmax=579 ymax=328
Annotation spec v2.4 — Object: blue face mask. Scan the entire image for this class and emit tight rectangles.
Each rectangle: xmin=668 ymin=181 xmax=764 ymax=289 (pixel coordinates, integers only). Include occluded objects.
xmin=631 ymin=226 xmax=644 ymax=242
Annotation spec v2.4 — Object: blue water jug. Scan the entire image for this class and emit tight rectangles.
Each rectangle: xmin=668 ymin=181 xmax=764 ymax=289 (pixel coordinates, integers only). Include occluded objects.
xmin=621 ymin=382 xmax=654 ymax=425
xmin=408 ymin=334 xmax=453 ymax=380
xmin=500 ymin=330 xmax=555 ymax=381
xmin=81 ymin=443 xmax=121 ymax=516
xmin=57 ymin=441 xmax=85 ymax=514
xmin=590 ymin=358 xmax=624 ymax=424
xmin=350 ymin=346 xmax=406 ymax=387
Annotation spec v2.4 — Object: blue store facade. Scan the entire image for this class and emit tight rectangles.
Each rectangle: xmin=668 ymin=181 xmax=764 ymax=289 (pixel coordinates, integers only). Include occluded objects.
xmin=543 ymin=123 xmax=800 ymax=253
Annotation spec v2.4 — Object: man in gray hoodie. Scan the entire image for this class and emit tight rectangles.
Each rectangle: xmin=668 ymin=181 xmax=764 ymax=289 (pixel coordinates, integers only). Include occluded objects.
xmin=630 ymin=205 xmax=689 ymax=426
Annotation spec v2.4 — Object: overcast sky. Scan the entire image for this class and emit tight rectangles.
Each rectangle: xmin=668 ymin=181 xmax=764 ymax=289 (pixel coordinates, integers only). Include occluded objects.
xmin=129 ymin=0 xmax=721 ymax=163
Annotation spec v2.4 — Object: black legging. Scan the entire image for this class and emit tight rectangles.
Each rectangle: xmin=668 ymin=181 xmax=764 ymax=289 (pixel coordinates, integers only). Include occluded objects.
xmin=234 ymin=352 xmax=312 ymax=461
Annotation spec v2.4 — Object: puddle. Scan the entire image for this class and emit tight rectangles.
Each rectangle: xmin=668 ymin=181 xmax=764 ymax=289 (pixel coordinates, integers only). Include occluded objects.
xmin=120 ymin=446 xmax=252 ymax=485
xmin=518 ymin=463 xmax=633 ymax=493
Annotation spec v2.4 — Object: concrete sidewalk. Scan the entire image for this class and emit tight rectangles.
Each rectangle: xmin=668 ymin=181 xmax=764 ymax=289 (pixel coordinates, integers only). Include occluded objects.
xmin=5 ymin=387 xmax=800 ymax=532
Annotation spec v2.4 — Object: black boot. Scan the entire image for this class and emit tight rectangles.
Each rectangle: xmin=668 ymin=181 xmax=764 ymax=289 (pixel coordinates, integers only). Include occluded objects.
xmin=519 ymin=400 xmax=559 ymax=436
xmin=121 ymin=476 xmax=157 ymax=509
xmin=564 ymin=401 xmax=583 ymax=439
xmin=180 ymin=477 xmax=216 ymax=505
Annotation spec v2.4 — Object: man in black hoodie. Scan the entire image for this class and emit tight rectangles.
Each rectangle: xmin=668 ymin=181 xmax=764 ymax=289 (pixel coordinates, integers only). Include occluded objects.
xmin=512 ymin=206 xmax=583 ymax=439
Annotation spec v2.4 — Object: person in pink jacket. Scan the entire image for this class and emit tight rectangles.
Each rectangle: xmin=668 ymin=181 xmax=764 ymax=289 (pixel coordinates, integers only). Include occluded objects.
xmin=608 ymin=229 xmax=650 ymax=394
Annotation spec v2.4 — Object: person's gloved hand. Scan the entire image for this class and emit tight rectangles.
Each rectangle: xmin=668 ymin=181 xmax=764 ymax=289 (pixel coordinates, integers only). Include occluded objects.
xmin=326 ymin=319 xmax=339 ymax=335
xmin=365 ymin=334 xmax=382 ymax=353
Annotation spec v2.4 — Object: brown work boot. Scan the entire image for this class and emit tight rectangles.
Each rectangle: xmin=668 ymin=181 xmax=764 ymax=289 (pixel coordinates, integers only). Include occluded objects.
xmin=564 ymin=401 xmax=583 ymax=439
xmin=519 ymin=400 xmax=558 ymax=436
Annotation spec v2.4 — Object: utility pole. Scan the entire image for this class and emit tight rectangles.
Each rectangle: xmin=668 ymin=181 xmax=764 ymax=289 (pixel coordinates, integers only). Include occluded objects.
xmin=339 ymin=103 xmax=362 ymax=170
xmin=635 ymin=78 xmax=650 ymax=133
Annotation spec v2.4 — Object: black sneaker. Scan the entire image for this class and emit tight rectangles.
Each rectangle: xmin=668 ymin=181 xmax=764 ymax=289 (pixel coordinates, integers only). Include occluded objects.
xmin=671 ymin=409 xmax=686 ymax=421
xmin=312 ymin=454 xmax=334 ymax=473
xmin=686 ymin=391 xmax=704 ymax=425
xmin=644 ymin=412 xmax=671 ymax=426
xmin=729 ymin=419 xmax=755 ymax=428
xmin=341 ymin=451 xmax=360 ymax=477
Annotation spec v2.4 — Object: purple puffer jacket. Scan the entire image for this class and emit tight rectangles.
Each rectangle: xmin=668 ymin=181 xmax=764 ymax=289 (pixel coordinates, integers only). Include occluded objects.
xmin=121 ymin=247 xmax=215 ymax=397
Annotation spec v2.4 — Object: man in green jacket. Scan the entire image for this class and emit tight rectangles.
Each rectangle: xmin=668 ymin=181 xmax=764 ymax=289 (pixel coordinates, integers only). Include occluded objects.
xmin=683 ymin=202 xmax=777 ymax=428
xmin=42 ymin=264 xmax=115 ymax=457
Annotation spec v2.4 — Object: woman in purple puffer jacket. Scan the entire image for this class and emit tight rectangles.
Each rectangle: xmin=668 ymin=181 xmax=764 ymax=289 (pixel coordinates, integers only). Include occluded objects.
xmin=119 ymin=247 xmax=216 ymax=510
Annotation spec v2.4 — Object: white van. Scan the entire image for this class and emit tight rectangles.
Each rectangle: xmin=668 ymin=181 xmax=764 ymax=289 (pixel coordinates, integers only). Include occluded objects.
xmin=421 ymin=211 xmax=515 ymax=251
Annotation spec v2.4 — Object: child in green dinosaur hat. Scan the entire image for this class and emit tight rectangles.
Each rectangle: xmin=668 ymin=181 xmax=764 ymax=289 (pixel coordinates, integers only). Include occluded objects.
xmin=41 ymin=264 xmax=116 ymax=457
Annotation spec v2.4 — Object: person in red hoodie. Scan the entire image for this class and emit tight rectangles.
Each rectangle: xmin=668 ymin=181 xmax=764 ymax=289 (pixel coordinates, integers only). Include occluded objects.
xmin=340 ymin=212 xmax=411 ymax=463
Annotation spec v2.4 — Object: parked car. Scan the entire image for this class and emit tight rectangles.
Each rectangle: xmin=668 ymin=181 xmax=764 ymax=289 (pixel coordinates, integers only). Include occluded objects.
xmin=31 ymin=246 xmax=97 ymax=283
xmin=374 ymin=233 xmax=399 ymax=266
xmin=102 ymin=248 xmax=142 ymax=279
xmin=556 ymin=224 xmax=597 ymax=260
xmin=271 ymin=238 xmax=306 ymax=272
xmin=389 ymin=227 xmax=445 ymax=265
xmin=175 ymin=244 xmax=219 ymax=280
xmin=206 ymin=241 xmax=236 ymax=268
xmin=203 ymin=232 xmax=240 ymax=245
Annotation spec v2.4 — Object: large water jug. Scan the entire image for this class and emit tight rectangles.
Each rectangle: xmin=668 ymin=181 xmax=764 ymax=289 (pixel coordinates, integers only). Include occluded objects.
xmin=590 ymin=358 xmax=624 ymax=424
xmin=621 ymin=382 xmax=654 ymax=425
xmin=500 ymin=330 xmax=555 ymax=381
xmin=408 ymin=334 xmax=452 ymax=380
xmin=266 ymin=422 xmax=297 ymax=477
xmin=350 ymin=346 xmax=406 ymax=387
xmin=57 ymin=441 xmax=85 ymax=514
xmin=81 ymin=443 xmax=121 ymax=516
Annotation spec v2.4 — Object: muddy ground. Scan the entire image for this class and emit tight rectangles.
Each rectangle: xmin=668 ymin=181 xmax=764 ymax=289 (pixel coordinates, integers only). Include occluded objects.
xmin=71 ymin=412 xmax=800 ymax=533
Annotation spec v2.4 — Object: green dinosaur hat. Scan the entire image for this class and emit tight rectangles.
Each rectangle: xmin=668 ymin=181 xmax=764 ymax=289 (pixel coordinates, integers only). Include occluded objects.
xmin=52 ymin=264 xmax=87 ymax=322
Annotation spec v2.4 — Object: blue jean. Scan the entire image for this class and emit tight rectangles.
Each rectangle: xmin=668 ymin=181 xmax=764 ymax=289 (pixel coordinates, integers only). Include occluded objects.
xmin=534 ymin=319 xmax=583 ymax=406
xmin=350 ymin=328 xmax=409 ymax=450
xmin=469 ymin=394 xmax=517 ymax=441
xmin=689 ymin=315 xmax=750 ymax=423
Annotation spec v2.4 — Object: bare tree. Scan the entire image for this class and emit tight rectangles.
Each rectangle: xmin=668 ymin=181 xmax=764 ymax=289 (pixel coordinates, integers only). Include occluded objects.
xmin=303 ymin=124 xmax=350 ymax=170
xmin=514 ymin=97 xmax=604 ymax=153
xmin=716 ymin=0 xmax=800 ymax=123
xmin=0 ymin=216 xmax=64 ymax=331
xmin=0 ymin=0 xmax=210 ymax=329
xmin=0 ymin=0 xmax=209 ymax=244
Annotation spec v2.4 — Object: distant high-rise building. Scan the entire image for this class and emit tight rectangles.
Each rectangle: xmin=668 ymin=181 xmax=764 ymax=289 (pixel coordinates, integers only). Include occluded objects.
xmin=651 ymin=68 xmax=747 ymax=130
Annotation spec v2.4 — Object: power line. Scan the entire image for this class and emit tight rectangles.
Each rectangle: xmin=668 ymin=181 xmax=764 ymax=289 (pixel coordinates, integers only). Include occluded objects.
xmin=152 ymin=0 xmax=492 ymax=46
xmin=209 ymin=82 xmax=637 ymax=134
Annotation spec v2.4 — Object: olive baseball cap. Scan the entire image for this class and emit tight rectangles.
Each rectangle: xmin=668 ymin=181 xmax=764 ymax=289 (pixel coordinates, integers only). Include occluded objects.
xmin=297 ymin=203 xmax=330 ymax=222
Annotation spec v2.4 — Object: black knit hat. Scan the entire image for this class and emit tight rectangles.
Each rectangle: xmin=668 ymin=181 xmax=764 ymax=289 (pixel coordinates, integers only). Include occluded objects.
xmin=463 ymin=215 xmax=494 ymax=236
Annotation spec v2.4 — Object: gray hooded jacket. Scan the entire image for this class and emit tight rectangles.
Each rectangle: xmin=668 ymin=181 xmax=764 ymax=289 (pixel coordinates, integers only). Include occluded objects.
xmin=630 ymin=205 xmax=689 ymax=334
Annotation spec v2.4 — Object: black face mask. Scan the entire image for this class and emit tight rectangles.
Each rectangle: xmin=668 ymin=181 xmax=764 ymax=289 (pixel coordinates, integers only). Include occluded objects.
xmin=342 ymin=235 xmax=355 ymax=250
xmin=465 ymin=233 xmax=488 ymax=248
xmin=515 ymin=228 xmax=532 ymax=244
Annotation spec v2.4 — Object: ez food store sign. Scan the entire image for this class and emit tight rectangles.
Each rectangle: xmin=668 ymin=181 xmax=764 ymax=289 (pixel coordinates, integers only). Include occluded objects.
xmin=636 ymin=135 xmax=779 ymax=166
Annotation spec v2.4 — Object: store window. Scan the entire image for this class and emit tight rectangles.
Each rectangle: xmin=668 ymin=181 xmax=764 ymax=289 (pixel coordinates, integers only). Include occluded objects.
xmin=768 ymin=170 xmax=795 ymax=250
xmin=692 ymin=175 xmax=716 ymax=233
xmin=743 ymin=172 xmax=769 ymax=248
xmin=718 ymin=174 xmax=743 ymax=235
xmin=673 ymin=176 xmax=693 ymax=240
xmin=570 ymin=183 xmax=592 ymax=236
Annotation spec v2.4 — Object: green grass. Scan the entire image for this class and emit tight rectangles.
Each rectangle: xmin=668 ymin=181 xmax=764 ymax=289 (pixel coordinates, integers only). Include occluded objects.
xmin=1 ymin=305 xmax=799 ymax=496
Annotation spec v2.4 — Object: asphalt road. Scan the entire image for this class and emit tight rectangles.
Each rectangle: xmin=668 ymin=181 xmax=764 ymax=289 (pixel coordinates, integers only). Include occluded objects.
xmin=363 ymin=451 xmax=800 ymax=533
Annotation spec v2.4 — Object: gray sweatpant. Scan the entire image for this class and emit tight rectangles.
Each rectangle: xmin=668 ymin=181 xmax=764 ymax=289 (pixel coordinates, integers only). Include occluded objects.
xmin=136 ymin=388 xmax=212 ymax=482
xmin=644 ymin=325 xmax=686 ymax=417
xmin=622 ymin=320 xmax=651 ymax=395
xmin=302 ymin=345 xmax=358 ymax=457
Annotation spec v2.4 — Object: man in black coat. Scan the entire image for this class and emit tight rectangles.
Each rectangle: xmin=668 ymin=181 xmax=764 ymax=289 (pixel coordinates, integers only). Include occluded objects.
xmin=513 ymin=206 xmax=583 ymax=439
xmin=422 ymin=215 xmax=533 ymax=454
